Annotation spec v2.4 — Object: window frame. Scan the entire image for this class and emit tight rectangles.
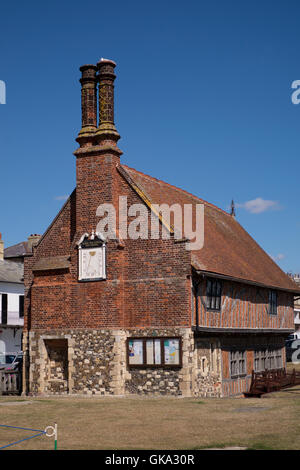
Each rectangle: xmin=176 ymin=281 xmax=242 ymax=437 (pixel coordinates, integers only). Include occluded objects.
xmin=254 ymin=348 xmax=267 ymax=372
xmin=269 ymin=290 xmax=278 ymax=315
xmin=268 ymin=349 xmax=275 ymax=369
xmin=254 ymin=349 xmax=260 ymax=372
xmin=254 ymin=347 xmax=283 ymax=372
xmin=206 ymin=278 xmax=222 ymax=311
xmin=19 ymin=295 xmax=24 ymax=319
xmin=126 ymin=337 xmax=182 ymax=369
xmin=1 ymin=293 xmax=7 ymax=324
xmin=275 ymin=349 xmax=283 ymax=369
xmin=230 ymin=349 xmax=246 ymax=378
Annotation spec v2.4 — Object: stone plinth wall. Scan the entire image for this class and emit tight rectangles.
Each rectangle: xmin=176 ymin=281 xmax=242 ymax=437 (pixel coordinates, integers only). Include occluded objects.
xmin=126 ymin=369 xmax=180 ymax=395
xmin=26 ymin=329 xmax=118 ymax=396
xmin=24 ymin=327 xmax=194 ymax=397
xmin=124 ymin=328 xmax=194 ymax=396
xmin=23 ymin=329 xmax=288 ymax=398
xmin=192 ymin=337 xmax=222 ymax=398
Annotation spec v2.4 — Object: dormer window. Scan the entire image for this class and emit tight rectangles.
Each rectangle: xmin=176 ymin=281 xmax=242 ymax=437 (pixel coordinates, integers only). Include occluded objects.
xmin=269 ymin=290 xmax=277 ymax=315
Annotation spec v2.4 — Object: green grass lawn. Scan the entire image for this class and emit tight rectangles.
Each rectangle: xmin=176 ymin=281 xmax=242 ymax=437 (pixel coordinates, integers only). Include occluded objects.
xmin=0 ymin=383 xmax=300 ymax=450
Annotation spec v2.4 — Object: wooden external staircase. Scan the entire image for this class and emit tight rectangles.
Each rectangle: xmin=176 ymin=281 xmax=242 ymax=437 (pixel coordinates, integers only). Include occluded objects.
xmin=244 ymin=368 xmax=300 ymax=397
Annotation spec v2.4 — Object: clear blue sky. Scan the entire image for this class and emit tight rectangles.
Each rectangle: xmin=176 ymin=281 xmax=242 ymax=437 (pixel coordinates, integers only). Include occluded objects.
xmin=0 ymin=0 xmax=299 ymax=273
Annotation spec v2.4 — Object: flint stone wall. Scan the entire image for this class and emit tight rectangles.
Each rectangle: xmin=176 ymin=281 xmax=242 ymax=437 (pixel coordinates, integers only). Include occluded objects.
xmin=25 ymin=327 xmax=194 ymax=396
xmin=124 ymin=328 xmax=194 ymax=396
xmin=27 ymin=329 xmax=117 ymax=395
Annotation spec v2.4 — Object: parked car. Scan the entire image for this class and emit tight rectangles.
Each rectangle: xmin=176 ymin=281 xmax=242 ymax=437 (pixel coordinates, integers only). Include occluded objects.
xmin=0 ymin=352 xmax=23 ymax=371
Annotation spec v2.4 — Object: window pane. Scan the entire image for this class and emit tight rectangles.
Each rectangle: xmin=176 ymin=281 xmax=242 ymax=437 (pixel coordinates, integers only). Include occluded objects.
xmin=211 ymin=293 xmax=216 ymax=309
xmin=215 ymin=294 xmax=220 ymax=311
xmin=1 ymin=294 xmax=7 ymax=324
xmin=269 ymin=290 xmax=277 ymax=314
xmin=230 ymin=350 xmax=246 ymax=376
xmin=206 ymin=280 xmax=212 ymax=308
xmin=212 ymin=281 xmax=217 ymax=298
xmin=207 ymin=280 xmax=212 ymax=296
xmin=128 ymin=339 xmax=144 ymax=365
xmin=164 ymin=339 xmax=180 ymax=365
xmin=154 ymin=339 xmax=161 ymax=364
xmin=146 ymin=340 xmax=154 ymax=365
xmin=19 ymin=295 xmax=24 ymax=318
xmin=206 ymin=279 xmax=221 ymax=310
xmin=216 ymin=282 xmax=221 ymax=310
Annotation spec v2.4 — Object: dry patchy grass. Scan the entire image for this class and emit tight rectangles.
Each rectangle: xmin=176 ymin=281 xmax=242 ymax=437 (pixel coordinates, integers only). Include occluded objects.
xmin=0 ymin=386 xmax=300 ymax=450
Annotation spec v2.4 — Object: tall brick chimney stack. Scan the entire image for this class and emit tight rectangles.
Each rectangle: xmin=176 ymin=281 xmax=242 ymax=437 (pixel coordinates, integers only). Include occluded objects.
xmin=74 ymin=58 xmax=122 ymax=235
xmin=76 ymin=64 xmax=98 ymax=147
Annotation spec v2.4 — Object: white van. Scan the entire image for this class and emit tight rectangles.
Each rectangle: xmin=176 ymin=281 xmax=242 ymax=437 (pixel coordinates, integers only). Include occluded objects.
xmin=287 ymin=332 xmax=300 ymax=341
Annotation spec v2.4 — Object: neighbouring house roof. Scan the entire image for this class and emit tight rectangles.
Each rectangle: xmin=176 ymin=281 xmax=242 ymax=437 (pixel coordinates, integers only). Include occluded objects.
xmin=120 ymin=164 xmax=300 ymax=295
xmin=4 ymin=241 xmax=29 ymax=259
xmin=0 ymin=259 xmax=24 ymax=284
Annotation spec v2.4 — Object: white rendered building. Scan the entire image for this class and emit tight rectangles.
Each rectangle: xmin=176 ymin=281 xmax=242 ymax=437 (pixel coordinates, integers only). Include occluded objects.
xmin=0 ymin=255 xmax=24 ymax=356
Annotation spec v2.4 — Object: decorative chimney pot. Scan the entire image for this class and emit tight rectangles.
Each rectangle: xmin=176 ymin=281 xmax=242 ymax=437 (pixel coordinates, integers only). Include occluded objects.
xmin=76 ymin=64 xmax=98 ymax=147
xmin=95 ymin=58 xmax=120 ymax=143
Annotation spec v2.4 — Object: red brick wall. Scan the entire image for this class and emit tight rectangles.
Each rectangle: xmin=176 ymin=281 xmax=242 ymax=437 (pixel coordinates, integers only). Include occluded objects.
xmin=25 ymin=157 xmax=192 ymax=331
xmin=25 ymin=149 xmax=293 ymax=334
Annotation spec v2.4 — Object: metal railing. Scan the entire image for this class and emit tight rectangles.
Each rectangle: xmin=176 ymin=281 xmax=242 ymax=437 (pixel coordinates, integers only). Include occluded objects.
xmin=0 ymin=370 xmax=21 ymax=395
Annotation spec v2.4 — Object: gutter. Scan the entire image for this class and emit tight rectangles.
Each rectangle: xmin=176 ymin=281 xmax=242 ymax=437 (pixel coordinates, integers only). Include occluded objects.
xmin=192 ymin=326 xmax=294 ymax=335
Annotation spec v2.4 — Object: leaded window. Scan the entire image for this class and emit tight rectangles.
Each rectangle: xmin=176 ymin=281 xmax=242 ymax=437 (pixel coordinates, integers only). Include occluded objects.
xmin=254 ymin=347 xmax=282 ymax=372
xmin=254 ymin=349 xmax=267 ymax=372
xmin=206 ymin=278 xmax=222 ymax=311
xmin=230 ymin=350 xmax=246 ymax=377
xmin=269 ymin=290 xmax=277 ymax=315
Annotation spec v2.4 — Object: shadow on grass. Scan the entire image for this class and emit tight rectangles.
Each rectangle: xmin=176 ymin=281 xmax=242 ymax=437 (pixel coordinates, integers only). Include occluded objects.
xmin=192 ymin=442 xmax=275 ymax=450
xmin=191 ymin=442 xmax=246 ymax=450
xmin=278 ymin=387 xmax=300 ymax=395
xmin=246 ymin=443 xmax=275 ymax=450
xmin=246 ymin=433 xmax=283 ymax=450
xmin=192 ymin=432 xmax=280 ymax=450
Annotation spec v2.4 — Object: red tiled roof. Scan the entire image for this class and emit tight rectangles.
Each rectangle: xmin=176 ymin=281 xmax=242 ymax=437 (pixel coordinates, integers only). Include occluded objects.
xmin=121 ymin=164 xmax=300 ymax=294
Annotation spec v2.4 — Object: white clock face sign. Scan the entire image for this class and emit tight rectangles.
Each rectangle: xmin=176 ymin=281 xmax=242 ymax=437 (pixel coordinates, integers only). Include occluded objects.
xmin=79 ymin=245 xmax=106 ymax=281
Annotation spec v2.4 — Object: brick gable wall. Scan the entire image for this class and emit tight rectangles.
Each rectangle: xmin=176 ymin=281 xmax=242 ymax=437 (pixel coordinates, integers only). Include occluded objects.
xmin=25 ymin=162 xmax=192 ymax=332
